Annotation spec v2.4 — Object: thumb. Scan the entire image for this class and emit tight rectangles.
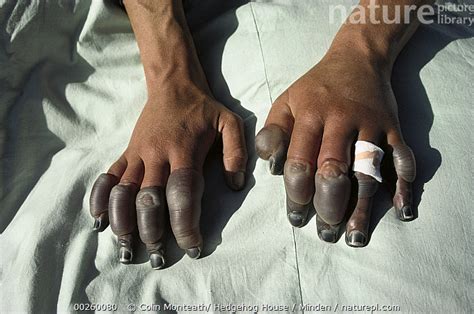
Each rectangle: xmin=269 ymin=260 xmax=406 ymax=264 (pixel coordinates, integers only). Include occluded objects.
xmin=220 ymin=112 xmax=248 ymax=190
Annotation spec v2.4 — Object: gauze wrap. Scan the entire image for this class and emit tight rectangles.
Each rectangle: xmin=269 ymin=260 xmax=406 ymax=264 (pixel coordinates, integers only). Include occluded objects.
xmin=353 ymin=141 xmax=384 ymax=182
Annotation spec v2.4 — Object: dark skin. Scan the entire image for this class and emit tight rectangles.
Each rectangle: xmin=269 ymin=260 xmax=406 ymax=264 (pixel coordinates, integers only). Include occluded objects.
xmin=256 ymin=1 xmax=424 ymax=243
xmin=90 ymin=0 xmax=432 ymax=269
xmin=90 ymin=0 xmax=247 ymax=268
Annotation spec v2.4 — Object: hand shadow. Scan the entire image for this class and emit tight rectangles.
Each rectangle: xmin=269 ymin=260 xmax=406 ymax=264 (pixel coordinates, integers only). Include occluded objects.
xmin=0 ymin=0 xmax=100 ymax=311
xmin=368 ymin=13 xmax=473 ymax=238
xmin=188 ymin=0 xmax=257 ymax=259
xmin=131 ymin=0 xmax=256 ymax=266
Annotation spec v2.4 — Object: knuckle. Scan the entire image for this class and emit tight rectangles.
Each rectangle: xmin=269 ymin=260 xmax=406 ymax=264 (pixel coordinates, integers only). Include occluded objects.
xmin=317 ymin=159 xmax=349 ymax=178
xmin=224 ymin=149 xmax=247 ymax=163
xmin=271 ymin=91 xmax=289 ymax=107
xmin=108 ymin=156 xmax=126 ymax=174
xmin=224 ymin=112 xmax=244 ymax=131
xmin=110 ymin=182 xmax=138 ymax=197
xmin=136 ymin=189 xmax=165 ymax=244
xmin=392 ymin=144 xmax=416 ymax=182
xmin=166 ymin=169 xmax=204 ymax=211
xmin=314 ymin=160 xmax=351 ymax=225
xmin=138 ymin=142 xmax=165 ymax=160
xmin=136 ymin=187 xmax=164 ymax=210
xmin=167 ymin=191 xmax=193 ymax=212
xmin=231 ymin=112 xmax=244 ymax=125
xmin=295 ymin=114 xmax=318 ymax=131
xmin=145 ymin=242 xmax=164 ymax=254
xmin=359 ymin=124 xmax=384 ymax=140
xmin=285 ymin=160 xmax=312 ymax=178
xmin=173 ymin=226 xmax=200 ymax=240
xmin=355 ymin=172 xmax=379 ymax=198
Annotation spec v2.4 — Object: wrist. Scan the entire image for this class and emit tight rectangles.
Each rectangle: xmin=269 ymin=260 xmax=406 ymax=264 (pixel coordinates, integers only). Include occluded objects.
xmin=145 ymin=73 xmax=212 ymax=103
xmin=327 ymin=25 xmax=395 ymax=75
xmin=124 ymin=0 xmax=211 ymax=95
xmin=327 ymin=0 xmax=429 ymax=72
xmin=138 ymin=15 xmax=208 ymax=88
xmin=143 ymin=54 xmax=211 ymax=95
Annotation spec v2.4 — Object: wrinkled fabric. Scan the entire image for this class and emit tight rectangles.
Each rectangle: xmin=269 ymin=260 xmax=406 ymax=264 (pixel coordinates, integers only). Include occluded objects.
xmin=0 ymin=0 xmax=472 ymax=312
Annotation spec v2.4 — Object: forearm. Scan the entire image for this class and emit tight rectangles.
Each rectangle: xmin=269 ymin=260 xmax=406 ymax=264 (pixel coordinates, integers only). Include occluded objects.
xmin=123 ymin=0 xmax=209 ymax=94
xmin=328 ymin=0 xmax=435 ymax=72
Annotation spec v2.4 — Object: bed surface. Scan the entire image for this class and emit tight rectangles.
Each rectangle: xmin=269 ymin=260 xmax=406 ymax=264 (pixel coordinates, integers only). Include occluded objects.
xmin=1 ymin=0 xmax=472 ymax=312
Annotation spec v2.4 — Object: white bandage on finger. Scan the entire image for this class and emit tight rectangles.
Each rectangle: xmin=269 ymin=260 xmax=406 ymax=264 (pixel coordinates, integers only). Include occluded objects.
xmin=353 ymin=141 xmax=385 ymax=182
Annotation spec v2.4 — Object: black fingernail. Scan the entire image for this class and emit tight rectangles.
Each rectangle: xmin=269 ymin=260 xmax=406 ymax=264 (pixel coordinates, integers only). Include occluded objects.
xmin=269 ymin=156 xmax=284 ymax=175
xmin=119 ymin=247 xmax=132 ymax=264
xmin=233 ymin=171 xmax=245 ymax=189
xmin=269 ymin=156 xmax=276 ymax=174
xmin=225 ymin=171 xmax=246 ymax=191
xmin=347 ymin=231 xmax=366 ymax=247
xmin=185 ymin=247 xmax=201 ymax=259
xmin=93 ymin=214 xmax=108 ymax=232
xmin=288 ymin=211 xmax=305 ymax=227
xmin=92 ymin=219 xmax=101 ymax=231
xmin=400 ymin=206 xmax=414 ymax=221
xmin=319 ymin=229 xmax=337 ymax=243
xmin=149 ymin=253 xmax=165 ymax=270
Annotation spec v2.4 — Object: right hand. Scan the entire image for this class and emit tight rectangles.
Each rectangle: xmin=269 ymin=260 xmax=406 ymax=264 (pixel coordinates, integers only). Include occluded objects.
xmin=255 ymin=44 xmax=416 ymax=247
xmin=89 ymin=81 xmax=247 ymax=269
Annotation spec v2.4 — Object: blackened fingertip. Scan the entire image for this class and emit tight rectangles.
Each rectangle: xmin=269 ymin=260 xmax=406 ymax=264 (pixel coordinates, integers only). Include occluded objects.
xmin=288 ymin=211 xmax=305 ymax=227
xmin=346 ymin=230 xmax=367 ymax=247
xmin=92 ymin=219 xmax=101 ymax=231
xmin=399 ymin=206 xmax=415 ymax=221
xmin=316 ymin=215 xmax=341 ymax=243
xmin=185 ymin=247 xmax=201 ymax=259
xmin=225 ymin=171 xmax=246 ymax=191
xmin=269 ymin=156 xmax=276 ymax=174
xmin=149 ymin=253 xmax=165 ymax=270
xmin=233 ymin=171 xmax=245 ymax=189
xmin=92 ymin=213 xmax=108 ymax=232
xmin=318 ymin=229 xmax=337 ymax=243
xmin=269 ymin=155 xmax=284 ymax=175
xmin=119 ymin=247 xmax=132 ymax=264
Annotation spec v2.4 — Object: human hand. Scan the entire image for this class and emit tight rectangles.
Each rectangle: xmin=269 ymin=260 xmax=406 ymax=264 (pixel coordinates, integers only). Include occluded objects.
xmin=256 ymin=27 xmax=416 ymax=247
xmin=90 ymin=82 xmax=247 ymax=267
xmin=89 ymin=0 xmax=247 ymax=268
